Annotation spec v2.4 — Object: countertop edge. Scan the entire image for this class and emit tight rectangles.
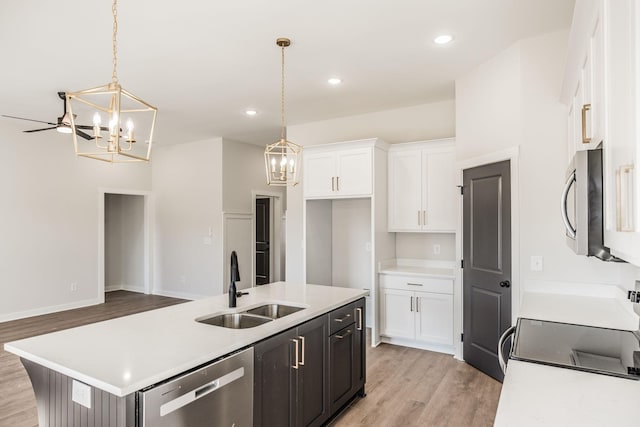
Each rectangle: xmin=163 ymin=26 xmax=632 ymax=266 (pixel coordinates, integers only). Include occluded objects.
xmin=5 ymin=284 xmax=368 ymax=397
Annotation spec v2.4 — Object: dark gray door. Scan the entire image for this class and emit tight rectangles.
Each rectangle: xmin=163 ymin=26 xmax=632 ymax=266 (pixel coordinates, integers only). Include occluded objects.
xmin=255 ymin=198 xmax=270 ymax=285
xmin=463 ymin=160 xmax=511 ymax=382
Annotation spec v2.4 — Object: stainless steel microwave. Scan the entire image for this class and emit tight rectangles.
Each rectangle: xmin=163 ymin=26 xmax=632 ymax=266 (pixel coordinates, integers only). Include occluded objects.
xmin=561 ymin=148 xmax=621 ymax=261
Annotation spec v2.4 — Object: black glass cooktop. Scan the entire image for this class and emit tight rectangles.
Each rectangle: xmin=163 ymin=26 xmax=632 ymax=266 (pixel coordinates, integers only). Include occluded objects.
xmin=510 ymin=318 xmax=640 ymax=380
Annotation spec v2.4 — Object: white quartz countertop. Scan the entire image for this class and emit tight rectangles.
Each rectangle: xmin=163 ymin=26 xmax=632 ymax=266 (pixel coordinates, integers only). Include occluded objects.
xmin=4 ymin=282 xmax=367 ymax=397
xmin=494 ymin=285 xmax=640 ymax=426
xmin=494 ymin=360 xmax=640 ymax=427
xmin=378 ymin=265 xmax=454 ymax=278
xmin=378 ymin=259 xmax=455 ymax=279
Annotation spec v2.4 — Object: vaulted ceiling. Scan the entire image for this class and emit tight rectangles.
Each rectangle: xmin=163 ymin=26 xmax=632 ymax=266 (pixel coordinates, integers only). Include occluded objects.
xmin=0 ymin=0 xmax=574 ymax=146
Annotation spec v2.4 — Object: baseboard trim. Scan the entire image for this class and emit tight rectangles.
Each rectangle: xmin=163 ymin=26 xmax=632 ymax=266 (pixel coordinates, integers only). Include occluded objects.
xmin=0 ymin=297 xmax=104 ymax=323
xmin=151 ymin=289 xmax=207 ymax=301
xmin=380 ymin=336 xmax=455 ymax=355
xmin=106 ymin=284 xmax=146 ymax=294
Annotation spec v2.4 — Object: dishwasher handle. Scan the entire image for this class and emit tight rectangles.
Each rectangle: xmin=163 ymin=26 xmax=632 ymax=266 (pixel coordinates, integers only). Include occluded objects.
xmin=159 ymin=367 xmax=245 ymax=417
xmin=498 ymin=326 xmax=516 ymax=375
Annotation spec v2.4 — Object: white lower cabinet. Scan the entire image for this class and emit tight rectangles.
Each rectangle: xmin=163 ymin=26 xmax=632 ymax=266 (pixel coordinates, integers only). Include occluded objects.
xmin=379 ymin=274 xmax=454 ymax=352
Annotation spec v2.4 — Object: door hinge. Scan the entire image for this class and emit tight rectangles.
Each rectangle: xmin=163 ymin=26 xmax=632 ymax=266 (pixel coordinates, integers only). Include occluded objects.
xmin=460 ymin=259 xmax=464 ymax=268
xmin=460 ymin=333 xmax=464 ymax=342
xmin=457 ymin=185 xmax=464 ymax=195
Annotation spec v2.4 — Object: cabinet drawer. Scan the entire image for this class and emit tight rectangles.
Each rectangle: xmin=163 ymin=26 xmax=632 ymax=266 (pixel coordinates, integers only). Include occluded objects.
xmin=379 ymin=274 xmax=453 ymax=294
xmin=329 ymin=302 xmax=356 ymax=335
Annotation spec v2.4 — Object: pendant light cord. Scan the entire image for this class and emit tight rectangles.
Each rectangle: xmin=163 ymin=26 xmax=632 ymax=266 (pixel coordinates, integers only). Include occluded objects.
xmin=112 ymin=0 xmax=119 ymax=84
xmin=280 ymin=43 xmax=286 ymax=141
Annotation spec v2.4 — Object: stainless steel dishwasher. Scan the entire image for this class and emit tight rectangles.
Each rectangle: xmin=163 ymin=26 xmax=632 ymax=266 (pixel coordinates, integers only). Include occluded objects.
xmin=138 ymin=347 xmax=253 ymax=426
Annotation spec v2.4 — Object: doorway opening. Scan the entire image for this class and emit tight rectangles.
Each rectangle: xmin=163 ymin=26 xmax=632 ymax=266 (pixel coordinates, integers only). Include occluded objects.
xmin=99 ymin=189 xmax=152 ymax=298
xmin=252 ymin=191 xmax=285 ymax=286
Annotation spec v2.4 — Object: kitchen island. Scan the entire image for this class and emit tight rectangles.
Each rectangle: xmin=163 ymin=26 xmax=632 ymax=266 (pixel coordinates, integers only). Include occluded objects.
xmin=4 ymin=282 xmax=368 ymax=426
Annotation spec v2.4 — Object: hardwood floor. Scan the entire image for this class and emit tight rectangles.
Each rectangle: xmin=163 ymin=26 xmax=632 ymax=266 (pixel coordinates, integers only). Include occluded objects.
xmin=0 ymin=292 xmax=502 ymax=427
xmin=330 ymin=335 xmax=502 ymax=427
xmin=0 ymin=291 xmax=186 ymax=427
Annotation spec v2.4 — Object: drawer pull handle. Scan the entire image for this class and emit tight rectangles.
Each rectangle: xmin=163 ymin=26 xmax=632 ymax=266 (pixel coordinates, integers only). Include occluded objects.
xmin=336 ymin=329 xmax=352 ymax=339
xmin=410 ymin=296 xmax=414 ymax=312
xmin=298 ymin=335 xmax=305 ymax=366
xmin=291 ymin=339 xmax=299 ymax=369
xmin=407 ymin=283 xmax=423 ymax=287
xmin=334 ymin=313 xmax=351 ymax=323
xmin=356 ymin=307 xmax=363 ymax=331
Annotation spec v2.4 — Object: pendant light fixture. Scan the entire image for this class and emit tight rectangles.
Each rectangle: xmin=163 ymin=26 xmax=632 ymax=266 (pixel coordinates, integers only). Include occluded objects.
xmin=264 ymin=38 xmax=302 ymax=186
xmin=66 ymin=0 xmax=157 ymax=163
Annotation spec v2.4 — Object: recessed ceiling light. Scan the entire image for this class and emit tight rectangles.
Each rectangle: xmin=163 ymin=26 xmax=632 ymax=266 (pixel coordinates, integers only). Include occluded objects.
xmin=245 ymin=109 xmax=258 ymax=116
xmin=328 ymin=77 xmax=342 ymax=85
xmin=434 ymin=34 xmax=454 ymax=45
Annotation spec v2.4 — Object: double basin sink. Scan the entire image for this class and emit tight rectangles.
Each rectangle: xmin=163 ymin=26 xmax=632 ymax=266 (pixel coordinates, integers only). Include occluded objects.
xmin=196 ymin=303 xmax=304 ymax=329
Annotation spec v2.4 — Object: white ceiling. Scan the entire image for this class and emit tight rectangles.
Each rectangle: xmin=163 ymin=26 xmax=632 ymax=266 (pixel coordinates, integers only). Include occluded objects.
xmin=0 ymin=0 xmax=575 ymax=146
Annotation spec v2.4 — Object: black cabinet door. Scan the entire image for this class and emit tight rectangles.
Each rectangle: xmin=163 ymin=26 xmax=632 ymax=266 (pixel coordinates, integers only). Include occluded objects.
xmin=296 ymin=315 xmax=329 ymax=427
xmin=254 ymin=328 xmax=297 ymax=427
xmin=329 ymin=324 xmax=355 ymax=413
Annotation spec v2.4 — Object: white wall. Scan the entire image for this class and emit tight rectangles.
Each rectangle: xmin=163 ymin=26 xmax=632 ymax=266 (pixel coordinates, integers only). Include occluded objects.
xmin=332 ymin=198 xmax=372 ymax=289
xmin=0 ymin=125 xmax=151 ymax=321
xmin=105 ymin=194 xmax=145 ymax=292
xmin=221 ymin=139 xmax=286 ymax=290
xmin=455 ymin=30 xmax=638 ymax=298
xmin=152 ymin=138 xmax=224 ymax=299
xmin=396 ymin=233 xmax=456 ymax=261
xmin=286 ymin=100 xmax=456 ymax=282
xmin=305 ymin=200 xmax=332 ymax=285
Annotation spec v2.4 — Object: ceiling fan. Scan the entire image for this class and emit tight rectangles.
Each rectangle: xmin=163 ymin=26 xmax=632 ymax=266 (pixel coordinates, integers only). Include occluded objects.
xmin=1 ymin=92 xmax=97 ymax=140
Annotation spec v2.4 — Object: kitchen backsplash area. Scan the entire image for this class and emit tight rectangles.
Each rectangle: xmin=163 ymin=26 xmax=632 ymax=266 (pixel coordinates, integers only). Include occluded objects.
xmin=395 ymin=233 xmax=455 ymax=261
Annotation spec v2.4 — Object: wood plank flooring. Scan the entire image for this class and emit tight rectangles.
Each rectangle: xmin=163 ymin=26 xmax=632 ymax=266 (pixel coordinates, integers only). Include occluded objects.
xmin=0 ymin=292 xmax=502 ymax=427
xmin=0 ymin=291 xmax=186 ymax=427
xmin=330 ymin=335 xmax=502 ymax=427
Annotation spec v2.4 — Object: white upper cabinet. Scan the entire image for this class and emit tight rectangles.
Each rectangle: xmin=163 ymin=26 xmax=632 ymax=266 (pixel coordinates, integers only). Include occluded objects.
xmin=563 ymin=0 xmax=605 ymax=156
xmin=563 ymin=0 xmax=640 ymax=265
xmin=303 ymin=142 xmax=375 ymax=199
xmin=603 ymin=0 xmax=640 ymax=265
xmin=388 ymin=139 xmax=456 ymax=232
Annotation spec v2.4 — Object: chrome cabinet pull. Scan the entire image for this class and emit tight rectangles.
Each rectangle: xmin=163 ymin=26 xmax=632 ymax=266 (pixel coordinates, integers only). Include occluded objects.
xmin=581 ymin=103 xmax=591 ymax=144
xmin=298 ymin=335 xmax=305 ymax=366
xmin=334 ymin=313 xmax=351 ymax=323
xmin=336 ymin=329 xmax=352 ymax=339
xmin=291 ymin=339 xmax=299 ymax=369
xmin=356 ymin=307 xmax=363 ymax=331
xmin=418 ymin=210 xmax=421 ymax=226
xmin=423 ymin=210 xmax=427 ymax=225
xmin=336 ymin=176 xmax=340 ymax=191
xmin=410 ymin=296 xmax=414 ymax=312
xmin=407 ymin=282 xmax=423 ymax=287
xmin=332 ymin=176 xmax=335 ymax=191
xmin=416 ymin=297 xmax=420 ymax=313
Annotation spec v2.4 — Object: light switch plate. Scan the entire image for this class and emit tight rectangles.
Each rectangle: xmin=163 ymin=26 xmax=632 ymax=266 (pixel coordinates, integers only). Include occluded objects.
xmin=72 ymin=380 xmax=92 ymax=409
xmin=530 ymin=256 xmax=543 ymax=271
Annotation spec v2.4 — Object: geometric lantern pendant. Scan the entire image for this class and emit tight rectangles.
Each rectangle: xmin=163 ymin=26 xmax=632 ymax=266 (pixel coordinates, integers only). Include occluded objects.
xmin=264 ymin=37 xmax=302 ymax=186
xmin=66 ymin=83 xmax=157 ymax=163
xmin=264 ymin=138 xmax=302 ymax=186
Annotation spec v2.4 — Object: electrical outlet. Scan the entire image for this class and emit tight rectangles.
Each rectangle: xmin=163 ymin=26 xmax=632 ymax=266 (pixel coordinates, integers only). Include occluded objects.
xmin=530 ymin=256 xmax=543 ymax=271
xmin=433 ymin=244 xmax=441 ymax=255
xmin=72 ymin=380 xmax=92 ymax=408
xmin=70 ymin=282 xmax=78 ymax=292
xmin=365 ymin=242 xmax=372 ymax=252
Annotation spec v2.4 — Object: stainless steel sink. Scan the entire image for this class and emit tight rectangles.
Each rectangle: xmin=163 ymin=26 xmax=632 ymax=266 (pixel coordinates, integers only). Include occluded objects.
xmin=244 ymin=304 xmax=304 ymax=319
xmin=196 ymin=313 xmax=272 ymax=329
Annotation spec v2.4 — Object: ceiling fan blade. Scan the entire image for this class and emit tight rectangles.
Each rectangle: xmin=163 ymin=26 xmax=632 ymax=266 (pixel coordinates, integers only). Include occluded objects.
xmin=75 ymin=125 xmax=109 ymax=131
xmin=2 ymin=115 xmax=57 ymax=126
xmin=24 ymin=127 xmax=57 ymax=133
xmin=75 ymin=129 xmax=94 ymax=140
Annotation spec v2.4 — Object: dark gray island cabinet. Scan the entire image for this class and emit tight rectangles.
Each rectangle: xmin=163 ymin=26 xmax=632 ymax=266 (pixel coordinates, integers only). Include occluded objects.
xmin=10 ymin=286 xmax=367 ymax=427
xmin=254 ymin=298 xmax=365 ymax=427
